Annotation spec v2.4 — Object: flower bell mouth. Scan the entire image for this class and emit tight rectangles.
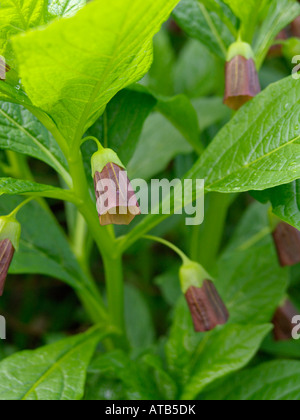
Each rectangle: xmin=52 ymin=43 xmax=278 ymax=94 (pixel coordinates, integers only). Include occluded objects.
xmin=0 ymin=239 xmax=15 ymax=296
xmin=272 ymin=299 xmax=299 ymax=341
xmin=223 ymin=41 xmax=261 ymax=111
xmin=272 ymin=222 xmax=300 ymax=267
xmin=224 ymin=56 xmax=261 ymax=110
xmin=94 ymin=163 xmax=141 ymax=226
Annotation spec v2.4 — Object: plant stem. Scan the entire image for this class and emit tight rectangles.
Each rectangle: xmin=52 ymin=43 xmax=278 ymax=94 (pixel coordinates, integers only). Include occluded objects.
xmin=103 ymin=254 xmax=125 ymax=334
xmin=190 ymin=193 xmax=235 ymax=270
xmin=67 ymin=146 xmax=126 ymax=341
xmin=144 ymin=235 xmax=190 ymax=264
xmin=6 ymin=151 xmax=34 ymax=181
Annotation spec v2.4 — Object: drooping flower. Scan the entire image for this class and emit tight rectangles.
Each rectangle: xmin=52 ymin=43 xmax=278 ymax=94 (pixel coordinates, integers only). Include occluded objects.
xmin=91 ymin=148 xmax=140 ymax=226
xmin=180 ymin=261 xmax=229 ymax=332
xmin=224 ymin=41 xmax=261 ymax=110
xmin=272 ymin=222 xmax=300 ymax=267
xmin=272 ymin=299 xmax=299 ymax=341
xmin=0 ymin=217 xmax=21 ymax=296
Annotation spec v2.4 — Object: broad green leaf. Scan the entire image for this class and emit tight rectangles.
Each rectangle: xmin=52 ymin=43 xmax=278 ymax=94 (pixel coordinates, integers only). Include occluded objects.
xmin=192 ymin=97 xmax=230 ymax=131
xmin=89 ymin=350 xmax=177 ymax=400
xmin=0 ymin=177 xmax=73 ymax=201
xmin=252 ymin=180 xmax=300 ymax=231
xmin=130 ymin=84 xmax=202 ymax=153
xmin=181 ymin=324 xmax=271 ymax=399
xmin=12 ymin=0 xmax=180 ymax=146
xmin=216 ymin=243 xmax=288 ymax=324
xmin=0 ymin=102 xmax=69 ymax=180
xmin=48 ymin=0 xmax=86 ymax=18
xmin=127 ymin=112 xmax=192 ymax=180
xmin=124 ymin=284 xmax=155 ymax=351
xmin=214 ymin=201 xmax=288 ymax=324
xmin=156 ymin=94 xmax=202 ymax=154
xmin=0 ymin=0 xmax=46 ymax=64
xmin=154 ymin=267 xmax=181 ymax=306
xmin=0 ymin=196 xmax=86 ymax=291
xmin=224 ymin=202 xmax=271 ymax=253
xmin=172 ymin=0 xmax=236 ymax=59
xmin=174 ymin=40 xmax=224 ymax=98
xmin=188 ymin=76 xmax=300 ymax=193
xmin=143 ymin=28 xmax=176 ymax=97
xmin=0 ymin=327 xmax=107 ymax=400
xmin=261 ymin=334 xmax=300 ymax=360
xmin=222 ymin=0 xmax=260 ymax=41
xmin=254 ymin=0 xmax=300 ymax=68
xmin=202 ymin=361 xmax=300 ymax=400
xmin=88 ymin=89 xmax=156 ymax=165
xmin=165 ymin=297 xmax=203 ymax=386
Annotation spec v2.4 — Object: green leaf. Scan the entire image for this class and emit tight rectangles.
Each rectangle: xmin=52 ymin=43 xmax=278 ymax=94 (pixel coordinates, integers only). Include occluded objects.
xmin=214 ymin=201 xmax=288 ymax=325
xmin=89 ymin=350 xmax=162 ymax=400
xmin=88 ymin=89 xmax=156 ymax=165
xmin=222 ymin=0 xmax=259 ymax=41
xmin=192 ymin=97 xmax=230 ymax=131
xmin=254 ymin=0 xmax=300 ymax=68
xmin=0 ymin=177 xmax=74 ymax=201
xmin=0 ymin=102 xmax=69 ymax=180
xmin=181 ymin=324 xmax=271 ymax=399
xmin=202 ymin=360 xmax=300 ymax=400
xmin=143 ymin=28 xmax=176 ymax=97
xmin=261 ymin=334 xmax=300 ymax=360
xmin=156 ymin=94 xmax=202 ymax=154
xmin=216 ymin=244 xmax=288 ymax=324
xmin=0 ymin=327 xmax=107 ymax=400
xmin=124 ymin=284 xmax=155 ymax=351
xmin=188 ymin=76 xmax=300 ymax=193
xmin=174 ymin=40 xmax=224 ymax=98
xmin=0 ymin=0 xmax=46 ymax=63
xmin=129 ymin=83 xmax=202 ymax=152
xmin=165 ymin=297 xmax=203 ymax=386
xmin=48 ymin=0 xmax=86 ymax=18
xmin=252 ymin=180 xmax=300 ymax=231
xmin=12 ymin=0 xmax=180 ymax=146
xmin=127 ymin=112 xmax=192 ymax=180
xmin=172 ymin=0 xmax=236 ymax=59
xmin=0 ymin=196 xmax=85 ymax=290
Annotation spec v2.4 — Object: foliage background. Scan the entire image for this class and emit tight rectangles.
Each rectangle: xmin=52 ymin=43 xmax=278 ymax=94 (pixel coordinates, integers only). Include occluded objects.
xmin=0 ymin=0 xmax=300 ymax=400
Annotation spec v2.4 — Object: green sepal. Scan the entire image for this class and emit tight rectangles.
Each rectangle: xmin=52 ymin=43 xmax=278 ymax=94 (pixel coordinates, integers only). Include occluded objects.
xmin=179 ymin=260 xmax=213 ymax=294
xmin=91 ymin=148 xmax=125 ymax=177
xmin=227 ymin=41 xmax=254 ymax=62
xmin=0 ymin=216 xmax=21 ymax=250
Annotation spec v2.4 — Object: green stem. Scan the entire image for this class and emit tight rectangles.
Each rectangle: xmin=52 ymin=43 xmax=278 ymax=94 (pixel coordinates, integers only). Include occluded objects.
xmin=6 ymin=151 xmax=34 ymax=181
xmin=7 ymin=197 xmax=34 ymax=218
xmin=103 ymin=254 xmax=125 ymax=335
xmin=190 ymin=193 xmax=235 ymax=270
xmin=67 ymin=146 xmax=126 ymax=340
xmin=144 ymin=235 xmax=189 ymax=264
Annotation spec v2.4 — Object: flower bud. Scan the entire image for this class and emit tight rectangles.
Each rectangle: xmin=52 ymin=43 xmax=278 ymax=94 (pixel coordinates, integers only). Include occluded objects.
xmin=91 ymin=148 xmax=140 ymax=226
xmin=0 ymin=216 xmax=21 ymax=296
xmin=272 ymin=299 xmax=299 ymax=341
xmin=272 ymin=222 xmax=300 ymax=267
xmin=224 ymin=41 xmax=261 ymax=110
xmin=180 ymin=261 xmax=229 ymax=332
